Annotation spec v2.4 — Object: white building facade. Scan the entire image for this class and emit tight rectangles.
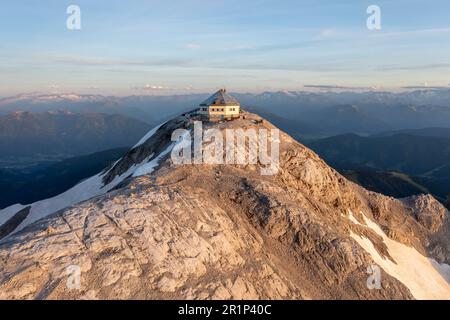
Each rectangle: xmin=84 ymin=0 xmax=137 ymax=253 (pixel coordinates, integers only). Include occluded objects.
xmin=198 ymin=89 xmax=240 ymax=121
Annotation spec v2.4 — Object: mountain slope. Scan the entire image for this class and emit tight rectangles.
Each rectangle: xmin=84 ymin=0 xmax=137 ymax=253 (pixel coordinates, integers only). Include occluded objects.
xmin=374 ymin=127 xmax=450 ymax=139
xmin=0 ymin=112 xmax=449 ymax=300
xmin=341 ymin=170 xmax=430 ymax=198
xmin=307 ymin=134 xmax=450 ymax=206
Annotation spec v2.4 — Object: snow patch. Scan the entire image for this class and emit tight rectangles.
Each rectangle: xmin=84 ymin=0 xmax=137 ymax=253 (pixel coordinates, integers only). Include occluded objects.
xmin=347 ymin=210 xmax=362 ymax=225
xmin=0 ymin=122 xmax=177 ymax=238
xmin=133 ymin=143 xmax=174 ymax=177
xmin=14 ymin=174 xmax=108 ymax=233
xmin=348 ymin=210 xmax=450 ymax=299
xmin=0 ymin=204 xmax=26 ymax=226
xmin=132 ymin=121 xmax=166 ymax=149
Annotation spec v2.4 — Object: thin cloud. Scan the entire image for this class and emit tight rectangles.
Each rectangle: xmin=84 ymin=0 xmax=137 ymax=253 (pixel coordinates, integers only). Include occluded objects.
xmin=379 ymin=63 xmax=450 ymax=71
xmin=320 ymin=29 xmax=337 ymax=38
xmin=209 ymin=61 xmax=351 ymax=72
xmin=185 ymin=43 xmax=201 ymax=50
xmin=34 ymin=53 xmax=194 ymax=68
xmin=369 ymin=27 xmax=450 ymax=39
xmin=402 ymin=85 xmax=450 ymax=90
xmin=304 ymin=84 xmax=376 ymax=90
xmin=132 ymin=84 xmax=170 ymax=91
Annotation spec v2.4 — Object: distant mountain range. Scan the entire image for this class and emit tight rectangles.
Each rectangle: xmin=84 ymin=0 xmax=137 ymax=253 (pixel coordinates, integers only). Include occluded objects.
xmin=0 ymin=93 xmax=202 ymax=125
xmin=307 ymin=131 xmax=450 ymax=175
xmin=0 ymin=111 xmax=151 ymax=163
xmin=236 ymin=89 xmax=450 ymax=136
xmin=342 ymin=169 xmax=429 ymax=198
xmin=2 ymin=90 xmax=450 ymax=138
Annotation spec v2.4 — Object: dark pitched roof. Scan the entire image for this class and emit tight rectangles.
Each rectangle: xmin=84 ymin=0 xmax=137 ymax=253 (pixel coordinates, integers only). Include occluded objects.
xmin=200 ymin=89 xmax=240 ymax=106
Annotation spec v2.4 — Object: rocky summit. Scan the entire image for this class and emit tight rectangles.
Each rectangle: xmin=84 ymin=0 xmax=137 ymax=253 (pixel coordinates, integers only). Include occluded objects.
xmin=0 ymin=112 xmax=449 ymax=300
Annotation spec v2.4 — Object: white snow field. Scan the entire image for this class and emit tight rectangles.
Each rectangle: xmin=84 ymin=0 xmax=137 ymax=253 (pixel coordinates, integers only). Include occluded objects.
xmin=348 ymin=211 xmax=450 ymax=300
xmin=0 ymin=123 xmax=176 ymax=238
xmin=132 ymin=121 xmax=166 ymax=149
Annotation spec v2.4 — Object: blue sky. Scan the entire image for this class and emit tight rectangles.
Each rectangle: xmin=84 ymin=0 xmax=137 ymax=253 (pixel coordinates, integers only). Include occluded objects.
xmin=1 ymin=0 xmax=450 ymax=95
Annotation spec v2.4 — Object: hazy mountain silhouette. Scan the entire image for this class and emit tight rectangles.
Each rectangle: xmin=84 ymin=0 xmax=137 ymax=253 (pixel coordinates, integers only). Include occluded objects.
xmin=0 ymin=111 xmax=151 ymax=161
